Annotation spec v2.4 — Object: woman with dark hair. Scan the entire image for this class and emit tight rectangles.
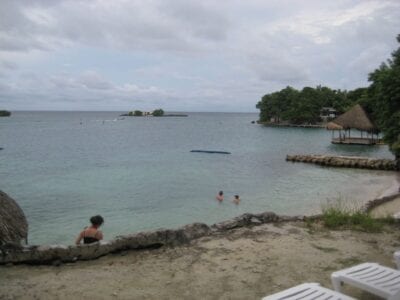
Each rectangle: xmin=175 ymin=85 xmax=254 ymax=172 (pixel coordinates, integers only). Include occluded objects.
xmin=75 ymin=215 xmax=104 ymax=245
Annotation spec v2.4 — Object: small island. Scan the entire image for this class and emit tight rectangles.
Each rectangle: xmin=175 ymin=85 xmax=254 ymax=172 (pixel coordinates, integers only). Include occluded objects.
xmin=0 ymin=110 xmax=11 ymax=117
xmin=121 ymin=109 xmax=188 ymax=117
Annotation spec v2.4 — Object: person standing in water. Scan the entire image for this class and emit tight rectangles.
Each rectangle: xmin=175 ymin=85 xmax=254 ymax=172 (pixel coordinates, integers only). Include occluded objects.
xmin=216 ymin=191 xmax=224 ymax=202
xmin=233 ymin=195 xmax=240 ymax=205
xmin=75 ymin=215 xmax=104 ymax=245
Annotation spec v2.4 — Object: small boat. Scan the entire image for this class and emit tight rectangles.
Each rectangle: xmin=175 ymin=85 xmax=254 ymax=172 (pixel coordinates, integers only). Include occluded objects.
xmin=190 ymin=150 xmax=231 ymax=154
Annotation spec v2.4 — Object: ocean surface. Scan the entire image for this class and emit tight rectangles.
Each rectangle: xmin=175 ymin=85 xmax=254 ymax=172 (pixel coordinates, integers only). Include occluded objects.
xmin=1 ymin=111 xmax=398 ymax=245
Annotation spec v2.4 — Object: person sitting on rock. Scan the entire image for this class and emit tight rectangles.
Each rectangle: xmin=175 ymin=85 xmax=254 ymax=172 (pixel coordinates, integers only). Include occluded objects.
xmin=75 ymin=215 xmax=104 ymax=245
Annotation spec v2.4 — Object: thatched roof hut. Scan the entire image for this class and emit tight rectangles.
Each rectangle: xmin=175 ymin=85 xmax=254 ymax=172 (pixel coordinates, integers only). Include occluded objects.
xmin=0 ymin=190 xmax=28 ymax=245
xmin=327 ymin=104 xmax=377 ymax=132
xmin=326 ymin=104 xmax=382 ymax=145
xmin=326 ymin=121 xmax=343 ymax=130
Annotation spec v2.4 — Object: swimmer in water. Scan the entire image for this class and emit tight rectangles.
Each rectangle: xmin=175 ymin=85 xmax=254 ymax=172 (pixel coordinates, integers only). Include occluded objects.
xmin=216 ymin=191 xmax=224 ymax=202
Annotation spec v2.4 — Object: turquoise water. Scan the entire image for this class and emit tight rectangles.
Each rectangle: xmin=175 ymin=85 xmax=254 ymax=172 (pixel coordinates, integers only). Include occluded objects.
xmin=0 ymin=112 xmax=398 ymax=245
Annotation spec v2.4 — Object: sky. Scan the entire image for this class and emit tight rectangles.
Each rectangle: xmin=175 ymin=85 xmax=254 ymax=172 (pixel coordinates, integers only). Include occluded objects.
xmin=0 ymin=0 xmax=399 ymax=112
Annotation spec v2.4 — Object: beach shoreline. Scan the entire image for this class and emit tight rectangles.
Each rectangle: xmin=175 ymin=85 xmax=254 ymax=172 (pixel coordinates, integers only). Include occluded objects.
xmin=2 ymin=178 xmax=400 ymax=299
xmin=1 ymin=220 xmax=399 ymax=299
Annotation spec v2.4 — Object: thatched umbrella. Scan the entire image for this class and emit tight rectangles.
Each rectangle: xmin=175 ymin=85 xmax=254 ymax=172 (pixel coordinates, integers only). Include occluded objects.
xmin=327 ymin=104 xmax=377 ymax=132
xmin=326 ymin=122 xmax=343 ymax=130
xmin=0 ymin=190 xmax=28 ymax=245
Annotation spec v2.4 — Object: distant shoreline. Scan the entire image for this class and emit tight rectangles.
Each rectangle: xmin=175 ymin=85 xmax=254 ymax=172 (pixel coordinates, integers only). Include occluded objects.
xmin=258 ymin=121 xmax=325 ymax=128
xmin=119 ymin=114 xmax=188 ymax=117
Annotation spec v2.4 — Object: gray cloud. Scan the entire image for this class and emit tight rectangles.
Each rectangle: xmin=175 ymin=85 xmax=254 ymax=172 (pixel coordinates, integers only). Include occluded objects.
xmin=0 ymin=0 xmax=399 ymax=111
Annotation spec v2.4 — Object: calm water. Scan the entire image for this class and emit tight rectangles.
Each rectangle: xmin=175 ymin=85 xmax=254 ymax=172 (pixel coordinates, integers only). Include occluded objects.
xmin=0 ymin=111 xmax=398 ymax=245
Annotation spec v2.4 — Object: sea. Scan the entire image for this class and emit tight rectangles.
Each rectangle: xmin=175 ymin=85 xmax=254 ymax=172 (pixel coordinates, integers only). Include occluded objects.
xmin=1 ymin=111 xmax=398 ymax=245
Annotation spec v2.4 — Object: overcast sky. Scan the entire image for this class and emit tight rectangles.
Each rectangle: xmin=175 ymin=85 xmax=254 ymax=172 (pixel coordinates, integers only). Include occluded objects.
xmin=0 ymin=0 xmax=399 ymax=112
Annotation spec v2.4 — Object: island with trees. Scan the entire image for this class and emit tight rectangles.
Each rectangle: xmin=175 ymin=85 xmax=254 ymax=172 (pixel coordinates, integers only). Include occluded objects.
xmin=121 ymin=109 xmax=187 ymax=117
xmin=257 ymin=34 xmax=400 ymax=161
xmin=0 ymin=110 xmax=11 ymax=117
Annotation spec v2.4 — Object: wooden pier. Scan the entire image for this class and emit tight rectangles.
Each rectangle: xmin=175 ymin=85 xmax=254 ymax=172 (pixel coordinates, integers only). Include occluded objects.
xmin=331 ymin=137 xmax=384 ymax=145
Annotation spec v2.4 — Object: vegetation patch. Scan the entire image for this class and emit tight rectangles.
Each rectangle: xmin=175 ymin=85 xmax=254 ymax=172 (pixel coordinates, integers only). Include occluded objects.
xmin=320 ymin=197 xmax=395 ymax=232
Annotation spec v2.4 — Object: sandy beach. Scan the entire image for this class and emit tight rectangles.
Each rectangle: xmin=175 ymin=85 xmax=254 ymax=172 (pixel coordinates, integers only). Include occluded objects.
xmin=370 ymin=194 xmax=400 ymax=218
xmin=1 ymin=181 xmax=400 ymax=300
xmin=1 ymin=220 xmax=399 ymax=300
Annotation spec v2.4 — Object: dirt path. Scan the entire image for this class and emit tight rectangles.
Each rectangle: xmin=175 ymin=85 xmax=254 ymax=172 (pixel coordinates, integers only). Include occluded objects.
xmin=1 ymin=221 xmax=399 ymax=300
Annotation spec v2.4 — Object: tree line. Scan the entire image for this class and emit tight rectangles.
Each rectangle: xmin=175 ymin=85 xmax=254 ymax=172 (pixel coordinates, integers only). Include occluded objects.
xmin=256 ymin=85 xmax=362 ymax=125
xmin=256 ymin=34 xmax=400 ymax=159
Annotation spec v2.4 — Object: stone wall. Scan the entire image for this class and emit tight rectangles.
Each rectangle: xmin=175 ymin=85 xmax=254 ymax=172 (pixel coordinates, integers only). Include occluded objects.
xmin=286 ymin=154 xmax=398 ymax=171
xmin=0 ymin=212 xmax=303 ymax=265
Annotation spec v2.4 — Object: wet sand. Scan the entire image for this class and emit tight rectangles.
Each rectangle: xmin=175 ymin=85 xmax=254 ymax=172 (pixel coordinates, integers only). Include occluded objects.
xmin=1 ymin=221 xmax=399 ymax=300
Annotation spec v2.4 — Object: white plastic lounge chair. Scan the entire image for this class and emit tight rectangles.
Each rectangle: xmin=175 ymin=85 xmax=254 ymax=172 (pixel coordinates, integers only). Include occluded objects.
xmin=262 ymin=282 xmax=355 ymax=300
xmin=394 ymin=251 xmax=400 ymax=270
xmin=331 ymin=262 xmax=400 ymax=300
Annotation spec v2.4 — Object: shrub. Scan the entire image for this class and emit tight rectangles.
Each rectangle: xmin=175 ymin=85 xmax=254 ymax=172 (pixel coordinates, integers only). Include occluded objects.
xmin=321 ymin=197 xmax=389 ymax=232
xmin=152 ymin=109 xmax=164 ymax=117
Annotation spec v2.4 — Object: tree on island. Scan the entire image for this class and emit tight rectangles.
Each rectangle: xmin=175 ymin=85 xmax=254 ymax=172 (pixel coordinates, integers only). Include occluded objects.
xmin=152 ymin=109 xmax=164 ymax=117
xmin=0 ymin=110 xmax=11 ymax=117
xmin=256 ymin=33 xmax=400 ymax=161
xmin=364 ymin=34 xmax=400 ymax=160
xmin=127 ymin=110 xmax=143 ymax=116
xmin=256 ymin=86 xmax=353 ymax=124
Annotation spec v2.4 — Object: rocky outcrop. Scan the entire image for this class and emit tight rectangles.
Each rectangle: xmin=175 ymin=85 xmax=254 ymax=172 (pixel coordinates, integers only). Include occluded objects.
xmin=286 ymin=154 xmax=399 ymax=171
xmin=0 ymin=212 xmax=304 ymax=265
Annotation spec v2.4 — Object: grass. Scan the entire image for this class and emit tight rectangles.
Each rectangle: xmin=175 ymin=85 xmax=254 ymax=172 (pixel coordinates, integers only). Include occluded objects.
xmin=320 ymin=196 xmax=395 ymax=232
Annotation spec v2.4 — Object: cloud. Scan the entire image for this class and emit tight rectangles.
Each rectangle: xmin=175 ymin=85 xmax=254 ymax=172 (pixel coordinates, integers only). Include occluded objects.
xmin=77 ymin=71 xmax=114 ymax=90
xmin=0 ymin=0 xmax=399 ymax=111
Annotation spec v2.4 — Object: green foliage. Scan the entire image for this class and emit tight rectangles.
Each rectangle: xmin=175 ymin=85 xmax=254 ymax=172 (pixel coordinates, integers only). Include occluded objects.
xmin=152 ymin=109 xmax=164 ymax=117
xmin=256 ymin=33 xmax=400 ymax=159
xmin=256 ymin=85 xmax=357 ymax=124
xmin=321 ymin=198 xmax=389 ymax=232
xmin=0 ymin=110 xmax=11 ymax=117
xmin=365 ymin=34 xmax=400 ymax=158
xmin=128 ymin=110 xmax=143 ymax=116
xmin=322 ymin=207 xmax=350 ymax=228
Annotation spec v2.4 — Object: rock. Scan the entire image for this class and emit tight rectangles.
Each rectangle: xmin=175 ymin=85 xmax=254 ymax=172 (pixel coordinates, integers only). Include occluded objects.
xmin=0 ymin=211 xmax=315 ymax=265
xmin=253 ymin=211 xmax=278 ymax=223
xmin=52 ymin=259 xmax=62 ymax=267
xmin=286 ymin=154 xmax=397 ymax=171
xmin=250 ymin=217 xmax=262 ymax=224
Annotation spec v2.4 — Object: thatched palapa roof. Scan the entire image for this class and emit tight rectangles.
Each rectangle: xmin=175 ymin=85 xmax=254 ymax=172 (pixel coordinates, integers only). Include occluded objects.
xmin=0 ymin=190 xmax=28 ymax=245
xmin=326 ymin=104 xmax=377 ymax=132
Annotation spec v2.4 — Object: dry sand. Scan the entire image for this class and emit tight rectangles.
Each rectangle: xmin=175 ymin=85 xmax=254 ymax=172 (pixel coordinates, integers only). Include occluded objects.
xmin=1 ymin=221 xmax=400 ymax=300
